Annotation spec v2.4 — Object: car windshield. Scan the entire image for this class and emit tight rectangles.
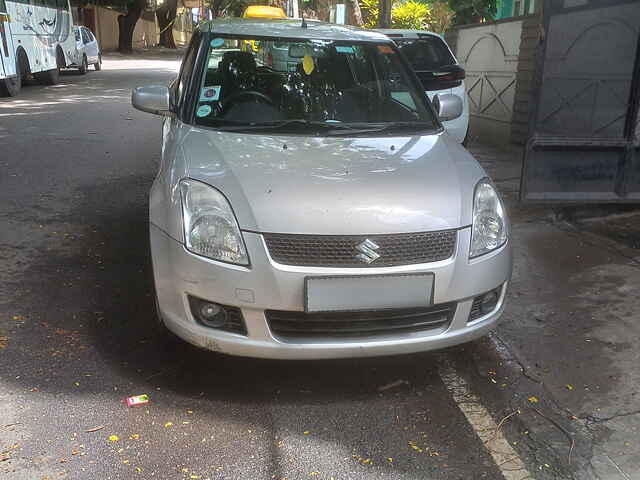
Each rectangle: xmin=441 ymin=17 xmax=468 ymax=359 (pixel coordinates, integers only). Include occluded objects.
xmin=395 ymin=37 xmax=456 ymax=72
xmin=193 ymin=34 xmax=439 ymax=134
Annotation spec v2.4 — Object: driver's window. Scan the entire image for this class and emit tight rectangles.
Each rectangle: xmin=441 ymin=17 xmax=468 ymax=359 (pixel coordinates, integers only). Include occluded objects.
xmin=81 ymin=29 xmax=91 ymax=45
xmin=176 ymin=35 xmax=199 ymax=109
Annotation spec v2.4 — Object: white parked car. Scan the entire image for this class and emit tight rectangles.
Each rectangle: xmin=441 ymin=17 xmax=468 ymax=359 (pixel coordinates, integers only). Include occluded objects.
xmin=70 ymin=26 xmax=101 ymax=74
xmin=375 ymin=29 xmax=469 ymax=145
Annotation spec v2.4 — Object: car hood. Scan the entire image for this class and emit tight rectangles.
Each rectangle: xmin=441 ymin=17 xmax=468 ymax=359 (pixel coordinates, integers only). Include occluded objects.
xmin=181 ymin=129 xmax=485 ymax=235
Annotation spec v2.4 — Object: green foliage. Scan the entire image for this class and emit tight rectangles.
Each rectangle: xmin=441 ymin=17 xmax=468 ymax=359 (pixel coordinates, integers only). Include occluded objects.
xmin=427 ymin=1 xmax=455 ymax=34
xmin=360 ymin=0 xmax=379 ymax=28
xmin=391 ymin=0 xmax=430 ymax=29
xmin=361 ymin=0 xmax=453 ymax=33
xmin=447 ymin=0 xmax=498 ymax=25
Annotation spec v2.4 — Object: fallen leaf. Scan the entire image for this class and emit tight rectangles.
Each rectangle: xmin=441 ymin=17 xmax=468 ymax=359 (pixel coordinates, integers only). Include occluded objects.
xmin=303 ymin=431 xmax=310 ymax=435
xmin=109 ymin=435 xmax=119 ymax=443
xmin=164 ymin=422 xmax=173 ymax=428
xmin=387 ymin=457 xmax=393 ymax=463
xmin=527 ymin=396 xmax=539 ymax=404
xmin=566 ymin=384 xmax=574 ymax=391
xmin=129 ymin=434 xmax=140 ymax=440
xmin=0 ymin=336 xmax=8 ymax=350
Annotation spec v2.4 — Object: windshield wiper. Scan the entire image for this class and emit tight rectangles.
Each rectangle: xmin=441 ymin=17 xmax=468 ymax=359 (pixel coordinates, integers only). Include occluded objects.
xmin=325 ymin=122 xmax=436 ymax=136
xmin=215 ymin=119 xmax=329 ymax=132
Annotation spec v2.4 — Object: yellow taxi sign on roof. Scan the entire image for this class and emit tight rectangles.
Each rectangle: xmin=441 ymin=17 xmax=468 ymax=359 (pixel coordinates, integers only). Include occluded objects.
xmin=242 ymin=5 xmax=287 ymax=18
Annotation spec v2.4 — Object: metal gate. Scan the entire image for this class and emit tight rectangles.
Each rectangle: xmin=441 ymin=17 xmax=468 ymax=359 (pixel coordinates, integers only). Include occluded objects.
xmin=520 ymin=0 xmax=640 ymax=203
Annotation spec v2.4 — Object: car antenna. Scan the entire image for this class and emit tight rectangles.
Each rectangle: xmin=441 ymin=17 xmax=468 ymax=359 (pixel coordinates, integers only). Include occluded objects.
xmin=301 ymin=14 xmax=308 ymax=29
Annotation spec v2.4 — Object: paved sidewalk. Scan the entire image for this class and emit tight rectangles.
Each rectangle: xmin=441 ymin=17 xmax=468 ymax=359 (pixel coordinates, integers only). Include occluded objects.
xmin=467 ymin=140 xmax=640 ymax=480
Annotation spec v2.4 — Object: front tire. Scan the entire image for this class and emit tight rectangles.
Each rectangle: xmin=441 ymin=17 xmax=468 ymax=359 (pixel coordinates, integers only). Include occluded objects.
xmin=79 ymin=55 xmax=88 ymax=75
xmin=94 ymin=54 xmax=102 ymax=71
xmin=0 ymin=70 xmax=21 ymax=97
xmin=1 ymin=51 xmax=25 ymax=97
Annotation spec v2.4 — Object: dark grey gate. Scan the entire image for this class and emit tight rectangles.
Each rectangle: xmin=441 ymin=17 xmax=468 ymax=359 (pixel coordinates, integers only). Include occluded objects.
xmin=520 ymin=0 xmax=640 ymax=203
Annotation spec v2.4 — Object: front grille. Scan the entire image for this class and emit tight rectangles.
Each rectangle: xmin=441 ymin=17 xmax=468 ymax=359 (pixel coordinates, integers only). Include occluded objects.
xmin=266 ymin=303 xmax=455 ymax=340
xmin=263 ymin=230 xmax=457 ymax=267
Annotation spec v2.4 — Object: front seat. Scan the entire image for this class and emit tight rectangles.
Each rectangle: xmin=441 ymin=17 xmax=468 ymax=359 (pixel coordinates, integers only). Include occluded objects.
xmin=218 ymin=51 xmax=258 ymax=96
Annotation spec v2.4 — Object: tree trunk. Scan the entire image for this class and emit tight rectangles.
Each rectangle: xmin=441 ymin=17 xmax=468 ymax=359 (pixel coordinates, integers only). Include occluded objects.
xmin=117 ymin=0 xmax=145 ymax=54
xmin=156 ymin=0 xmax=177 ymax=49
xmin=350 ymin=0 xmax=363 ymax=26
xmin=377 ymin=0 xmax=392 ymax=27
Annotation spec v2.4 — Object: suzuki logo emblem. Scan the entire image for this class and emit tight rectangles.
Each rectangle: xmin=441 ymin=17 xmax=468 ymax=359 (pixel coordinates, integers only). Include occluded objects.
xmin=355 ymin=239 xmax=381 ymax=264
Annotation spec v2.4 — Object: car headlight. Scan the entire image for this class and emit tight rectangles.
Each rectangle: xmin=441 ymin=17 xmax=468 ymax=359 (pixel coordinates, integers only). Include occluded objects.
xmin=180 ymin=179 xmax=249 ymax=265
xmin=470 ymin=179 xmax=508 ymax=258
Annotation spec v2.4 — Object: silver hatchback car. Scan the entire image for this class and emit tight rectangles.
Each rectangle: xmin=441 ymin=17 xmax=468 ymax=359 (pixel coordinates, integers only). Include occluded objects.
xmin=132 ymin=18 xmax=512 ymax=359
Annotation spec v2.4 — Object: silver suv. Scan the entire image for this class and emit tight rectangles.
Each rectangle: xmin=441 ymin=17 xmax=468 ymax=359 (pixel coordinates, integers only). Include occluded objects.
xmin=132 ymin=18 xmax=512 ymax=359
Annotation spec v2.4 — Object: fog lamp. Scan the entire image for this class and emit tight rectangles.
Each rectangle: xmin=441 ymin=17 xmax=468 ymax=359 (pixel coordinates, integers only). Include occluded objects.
xmin=199 ymin=303 xmax=227 ymax=327
xmin=480 ymin=291 xmax=499 ymax=314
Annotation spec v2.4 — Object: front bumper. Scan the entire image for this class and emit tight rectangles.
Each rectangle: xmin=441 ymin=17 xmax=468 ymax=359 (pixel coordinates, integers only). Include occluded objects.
xmin=151 ymin=224 xmax=512 ymax=359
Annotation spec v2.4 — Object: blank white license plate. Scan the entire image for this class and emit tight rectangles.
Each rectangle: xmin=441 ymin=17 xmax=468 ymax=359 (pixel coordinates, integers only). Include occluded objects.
xmin=305 ymin=274 xmax=434 ymax=313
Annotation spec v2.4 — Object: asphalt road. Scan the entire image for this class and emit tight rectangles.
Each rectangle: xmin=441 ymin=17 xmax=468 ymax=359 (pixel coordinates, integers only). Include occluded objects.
xmin=0 ymin=51 xmax=557 ymax=480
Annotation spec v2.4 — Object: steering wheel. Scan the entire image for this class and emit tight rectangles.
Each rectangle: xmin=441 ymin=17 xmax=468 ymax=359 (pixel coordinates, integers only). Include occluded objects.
xmin=222 ymin=90 xmax=274 ymax=110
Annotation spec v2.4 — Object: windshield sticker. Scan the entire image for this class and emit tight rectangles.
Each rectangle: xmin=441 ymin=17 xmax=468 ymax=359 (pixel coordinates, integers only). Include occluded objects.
xmin=377 ymin=45 xmax=394 ymax=54
xmin=335 ymin=46 xmax=354 ymax=54
xmin=196 ymin=105 xmax=212 ymax=117
xmin=210 ymin=38 xmax=225 ymax=48
xmin=200 ymin=86 xmax=221 ymax=102
xmin=303 ymin=54 xmax=315 ymax=75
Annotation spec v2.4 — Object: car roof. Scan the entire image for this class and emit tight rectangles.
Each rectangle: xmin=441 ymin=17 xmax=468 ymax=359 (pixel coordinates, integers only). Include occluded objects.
xmin=198 ymin=18 xmax=392 ymax=43
xmin=373 ymin=29 xmax=443 ymax=39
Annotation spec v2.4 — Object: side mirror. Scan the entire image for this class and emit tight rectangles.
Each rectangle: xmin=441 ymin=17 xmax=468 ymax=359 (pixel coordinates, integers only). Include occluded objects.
xmin=433 ymin=93 xmax=463 ymax=122
xmin=132 ymin=85 xmax=172 ymax=116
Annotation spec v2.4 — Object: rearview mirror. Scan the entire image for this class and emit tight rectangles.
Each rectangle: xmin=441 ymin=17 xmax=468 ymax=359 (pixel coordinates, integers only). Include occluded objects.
xmin=433 ymin=93 xmax=462 ymax=122
xmin=288 ymin=44 xmax=306 ymax=58
xmin=132 ymin=85 xmax=171 ymax=116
